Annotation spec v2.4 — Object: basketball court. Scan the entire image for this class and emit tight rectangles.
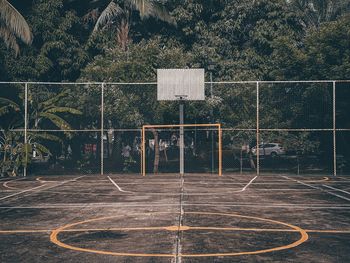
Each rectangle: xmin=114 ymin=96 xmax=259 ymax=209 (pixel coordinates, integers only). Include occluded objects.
xmin=1 ymin=71 xmax=350 ymax=262
xmin=1 ymin=173 xmax=350 ymax=262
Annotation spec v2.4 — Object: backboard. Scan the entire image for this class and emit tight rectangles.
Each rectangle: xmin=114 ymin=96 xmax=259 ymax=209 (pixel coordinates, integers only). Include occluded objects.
xmin=157 ymin=68 xmax=205 ymax=101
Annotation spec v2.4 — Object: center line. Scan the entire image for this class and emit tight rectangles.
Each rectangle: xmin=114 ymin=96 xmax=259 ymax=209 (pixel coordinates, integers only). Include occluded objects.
xmin=107 ymin=176 xmax=133 ymax=193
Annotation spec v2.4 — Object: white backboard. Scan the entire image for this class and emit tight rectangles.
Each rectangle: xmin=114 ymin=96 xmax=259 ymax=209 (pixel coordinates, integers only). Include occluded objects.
xmin=157 ymin=68 xmax=205 ymax=101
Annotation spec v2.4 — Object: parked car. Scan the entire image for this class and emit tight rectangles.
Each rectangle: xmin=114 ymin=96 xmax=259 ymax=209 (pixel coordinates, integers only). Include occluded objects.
xmin=251 ymin=143 xmax=285 ymax=157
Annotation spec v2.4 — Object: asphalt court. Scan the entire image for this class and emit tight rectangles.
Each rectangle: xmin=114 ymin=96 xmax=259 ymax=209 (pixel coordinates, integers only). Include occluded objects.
xmin=1 ymin=173 xmax=350 ymax=262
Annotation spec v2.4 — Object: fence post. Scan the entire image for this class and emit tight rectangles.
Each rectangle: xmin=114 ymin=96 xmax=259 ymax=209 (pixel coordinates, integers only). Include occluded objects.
xmin=24 ymin=83 xmax=28 ymax=177
xmin=333 ymin=81 xmax=336 ymax=176
xmin=256 ymin=81 xmax=260 ymax=176
xmin=101 ymin=83 xmax=104 ymax=175
xmin=142 ymin=126 xmax=146 ymax=176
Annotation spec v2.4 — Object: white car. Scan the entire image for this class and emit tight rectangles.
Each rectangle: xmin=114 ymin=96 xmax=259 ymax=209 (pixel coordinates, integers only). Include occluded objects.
xmin=251 ymin=143 xmax=285 ymax=157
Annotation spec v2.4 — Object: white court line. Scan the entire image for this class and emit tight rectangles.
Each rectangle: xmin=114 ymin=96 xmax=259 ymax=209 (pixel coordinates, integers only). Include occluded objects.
xmin=17 ymin=203 xmax=350 ymax=208
xmin=226 ymin=175 xmax=258 ymax=193
xmin=108 ymin=175 xmax=257 ymax=194
xmin=239 ymin=176 xmax=258 ymax=192
xmin=0 ymin=184 xmax=47 ymax=201
xmin=24 ymin=188 xmax=317 ymax=196
xmin=323 ymin=185 xmax=350 ymax=196
xmin=282 ymin=175 xmax=350 ymax=202
xmin=0 ymin=175 xmax=85 ymax=202
xmin=1 ymin=203 xmax=350 ymax=209
xmin=338 ymin=176 xmax=350 ymax=181
xmin=107 ymin=176 xmax=133 ymax=193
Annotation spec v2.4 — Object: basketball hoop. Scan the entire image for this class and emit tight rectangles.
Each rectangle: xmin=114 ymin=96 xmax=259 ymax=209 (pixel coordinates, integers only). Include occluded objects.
xmin=174 ymin=95 xmax=188 ymax=100
xmin=157 ymin=69 xmax=205 ymax=101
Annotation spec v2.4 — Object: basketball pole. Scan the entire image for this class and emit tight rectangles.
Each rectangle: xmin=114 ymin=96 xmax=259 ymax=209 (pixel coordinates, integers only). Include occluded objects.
xmin=210 ymin=71 xmax=214 ymax=174
xmin=179 ymin=102 xmax=184 ymax=176
xmin=157 ymin=68 xmax=205 ymax=177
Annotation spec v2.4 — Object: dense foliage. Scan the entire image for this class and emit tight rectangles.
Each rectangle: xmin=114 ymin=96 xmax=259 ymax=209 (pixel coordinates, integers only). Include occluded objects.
xmin=0 ymin=0 xmax=350 ymax=175
xmin=1 ymin=0 xmax=349 ymax=82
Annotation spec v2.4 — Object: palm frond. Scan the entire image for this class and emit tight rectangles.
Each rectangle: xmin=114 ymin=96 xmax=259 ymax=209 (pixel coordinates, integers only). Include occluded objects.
xmin=0 ymin=26 xmax=19 ymax=55
xmin=0 ymin=105 xmax=16 ymax=116
xmin=46 ymin=107 xmax=82 ymax=115
xmin=38 ymin=112 xmax=73 ymax=130
xmin=126 ymin=0 xmax=153 ymax=18
xmin=149 ymin=2 xmax=176 ymax=25
xmin=126 ymin=0 xmax=176 ymax=24
xmin=0 ymin=97 xmax=20 ymax=111
xmin=40 ymin=90 xmax=69 ymax=108
xmin=29 ymin=132 xmax=62 ymax=143
xmin=0 ymin=0 xmax=33 ymax=44
xmin=33 ymin=143 xmax=51 ymax=155
xmin=93 ymin=1 xmax=123 ymax=32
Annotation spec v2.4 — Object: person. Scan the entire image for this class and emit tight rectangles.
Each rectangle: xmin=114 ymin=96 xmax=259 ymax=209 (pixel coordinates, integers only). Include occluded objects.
xmin=121 ymin=143 xmax=133 ymax=171
xmin=121 ymin=143 xmax=131 ymax=159
xmin=171 ymin=133 xmax=178 ymax=147
xmin=67 ymin=144 xmax=72 ymax=159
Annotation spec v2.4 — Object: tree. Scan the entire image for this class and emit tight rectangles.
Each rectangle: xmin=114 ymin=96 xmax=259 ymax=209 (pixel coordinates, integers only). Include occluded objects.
xmin=1 ymin=0 xmax=88 ymax=81
xmin=0 ymin=86 xmax=82 ymax=176
xmin=87 ymin=0 xmax=176 ymax=50
xmin=80 ymin=37 xmax=191 ymax=173
xmin=0 ymin=0 xmax=33 ymax=56
xmin=287 ymin=0 xmax=350 ymax=28
xmin=270 ymin=15 xmax=350 ymax=80
xmin=262 ymin=16 xmax=350 ymax=171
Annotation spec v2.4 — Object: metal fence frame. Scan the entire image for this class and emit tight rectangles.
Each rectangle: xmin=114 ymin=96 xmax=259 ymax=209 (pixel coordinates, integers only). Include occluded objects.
xmin=1 ymin=80 xmax=350 ymax=176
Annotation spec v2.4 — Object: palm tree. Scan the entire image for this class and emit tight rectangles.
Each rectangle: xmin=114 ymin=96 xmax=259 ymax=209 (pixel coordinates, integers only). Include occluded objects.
xmin=0 ymin=0 xmax=33 ymax=56
xmin=86 ymin=0 xmax=175 ymax=50
xmin=0 ymin=88 xmax=81 ymax=176
xmin=288 ymin=0 xmax=350 ymax=28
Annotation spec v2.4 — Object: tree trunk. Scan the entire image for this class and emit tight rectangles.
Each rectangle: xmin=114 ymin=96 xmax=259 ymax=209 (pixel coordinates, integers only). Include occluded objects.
xmin=151 ymin=128 xmax=159 ymax=174
xmin=112 ymin=131 xmax=122 ymax=169
xmin=249 ymin=152 xmax=256 ymax=170
xmin=1 ymin=146 xmax=7 ymax=176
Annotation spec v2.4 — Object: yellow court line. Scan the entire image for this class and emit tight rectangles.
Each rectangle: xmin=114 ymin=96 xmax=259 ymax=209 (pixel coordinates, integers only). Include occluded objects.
xmin=3 ymin=181 xmax=18 ymax=190
xmin=49 ymin=211 xmax=309 ymax=257
xmin=0 ymin=229 xmax=50 ymax=234
xmin=36 ymin=177 xmax=57 ymax=183
xmin=2 ymin=227 xmax=350 ymax=235
xmin=1 ymin=227 xmax=350 ymax=234
xmin=3 ymin=177 xmax=48 ymax=190
xmin=306 ymin=229 xmax=350 ymax=233
xmin=36 ymin=177 xmax=48 ymax=183
xmin=303 ymin=177 xmax=329 ymax=183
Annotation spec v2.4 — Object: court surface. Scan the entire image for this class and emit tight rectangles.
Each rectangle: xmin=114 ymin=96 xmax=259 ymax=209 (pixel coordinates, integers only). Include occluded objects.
xmin=1 ymin=173 xmax=350 ymax=262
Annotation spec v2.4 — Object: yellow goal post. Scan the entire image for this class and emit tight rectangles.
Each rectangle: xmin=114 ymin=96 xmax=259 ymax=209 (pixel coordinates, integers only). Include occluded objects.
xmin=141 ymin=123 xmax=222 ymax=176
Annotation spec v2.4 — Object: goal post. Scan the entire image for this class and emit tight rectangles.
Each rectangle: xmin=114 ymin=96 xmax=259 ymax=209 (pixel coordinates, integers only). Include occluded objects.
xmin=141 ymin=123 xmax=222 ymax=176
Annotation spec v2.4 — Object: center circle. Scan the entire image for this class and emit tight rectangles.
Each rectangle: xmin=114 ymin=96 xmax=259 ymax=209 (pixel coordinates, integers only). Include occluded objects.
xmin=50 ymin=211 xmax=308 ymax=257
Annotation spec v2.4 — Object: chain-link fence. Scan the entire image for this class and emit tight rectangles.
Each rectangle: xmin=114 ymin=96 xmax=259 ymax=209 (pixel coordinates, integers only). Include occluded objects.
xmin=1 ymin=80 xmax=349 ymax=177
